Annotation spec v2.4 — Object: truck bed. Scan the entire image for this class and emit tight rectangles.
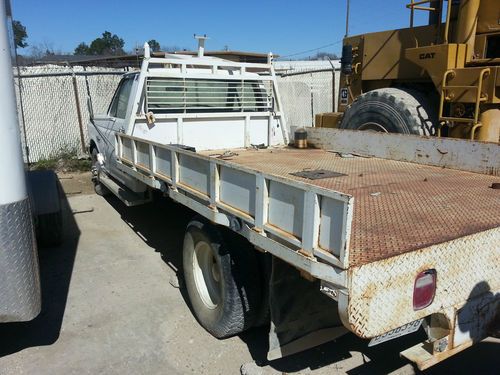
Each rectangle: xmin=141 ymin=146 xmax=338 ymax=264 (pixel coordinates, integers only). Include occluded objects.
xmin=201 ymin=147 xmax=500 ymax=267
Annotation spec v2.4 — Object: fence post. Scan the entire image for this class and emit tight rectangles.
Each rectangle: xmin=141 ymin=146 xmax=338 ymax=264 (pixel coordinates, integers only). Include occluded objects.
xmin=326 ymin=57 xmax=337 ymax=112
xmin=71 ymin=69 xmax=86 ymax=154
xmin=332 ymin=69 xmax=336 ymax=112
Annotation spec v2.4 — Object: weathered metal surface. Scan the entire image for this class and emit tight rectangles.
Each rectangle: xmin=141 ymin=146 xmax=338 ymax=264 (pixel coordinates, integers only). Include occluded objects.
xmin=400 ymin=290 xmax=499 ymax=371
xmin=119 ymin=135 xmax=499 ymax=344
xmin=400 ymin=340 xmax=475 ymax=371
xmin=290 ymin=169 xmax=347 ymax=180
xmin=209 ymin=147 xmax=500 ymax=266
xmin=307 ymin=128 xmax=500 ymax=176
xmin=341 ymin=228 xmax=499 ymax=338
xmin=0 ymin=198 xmax=41 ymax=322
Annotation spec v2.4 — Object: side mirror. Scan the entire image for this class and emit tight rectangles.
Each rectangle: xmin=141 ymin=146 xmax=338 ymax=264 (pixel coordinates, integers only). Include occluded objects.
xmin=341 ymin=44 xmax=353 ymax=76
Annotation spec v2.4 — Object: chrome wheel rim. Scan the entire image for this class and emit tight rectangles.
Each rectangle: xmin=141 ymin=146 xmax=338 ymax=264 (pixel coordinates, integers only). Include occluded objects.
xmin=192 ymin=241 xmax=222 ymax=309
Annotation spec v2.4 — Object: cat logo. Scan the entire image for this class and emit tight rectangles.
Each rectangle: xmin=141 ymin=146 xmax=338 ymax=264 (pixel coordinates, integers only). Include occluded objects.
xmin=340 ymin=88 xmax=348 ymax=105
xmin=419 ymin=52 xmax=436 ymax=60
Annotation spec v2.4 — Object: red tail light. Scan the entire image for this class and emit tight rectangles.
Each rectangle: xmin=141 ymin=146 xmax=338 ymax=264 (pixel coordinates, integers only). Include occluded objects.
xmin=413 ymin=269 xmax=437 ymax=311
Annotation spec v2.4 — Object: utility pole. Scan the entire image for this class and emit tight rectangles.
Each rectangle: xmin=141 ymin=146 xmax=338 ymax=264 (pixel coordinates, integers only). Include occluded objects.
xmin=345 ymin=0 xmax=350 ymax=38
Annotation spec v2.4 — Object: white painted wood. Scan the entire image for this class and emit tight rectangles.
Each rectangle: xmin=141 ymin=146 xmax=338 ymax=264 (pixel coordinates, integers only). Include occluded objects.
xmin=178 ymin=153 xmax=210 ymax=195
xmin=302 ymin=191 xmax=320 ymax=255
xmin=135 ymin=141 xmax=150 ymax=167
xmin=319 ymin=197 xmax=347 ymax=258
xmin=209 ymin=161 xmax=219 ymax=206
xmin=219 ymin=166 xmax=256 ymax=216
xmin=268 ymin=180 xmax=305 ymax=238
xmin=255 ymin=174 xmax=269 ymax=230
xmin=149 ymin=143 xmax=156 ymax=175
xmin=155 ymin=147 xmax=172 ymax=178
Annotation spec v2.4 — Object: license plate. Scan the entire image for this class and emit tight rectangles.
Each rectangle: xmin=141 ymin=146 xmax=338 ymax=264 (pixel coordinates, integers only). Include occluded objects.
xmin=368 ymin=319 xmax=423 ymax=347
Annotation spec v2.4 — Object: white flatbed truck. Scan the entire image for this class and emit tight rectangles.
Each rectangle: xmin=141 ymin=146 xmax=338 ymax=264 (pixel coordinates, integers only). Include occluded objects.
xmin=88 ymin=42 xmax=499 ymax=370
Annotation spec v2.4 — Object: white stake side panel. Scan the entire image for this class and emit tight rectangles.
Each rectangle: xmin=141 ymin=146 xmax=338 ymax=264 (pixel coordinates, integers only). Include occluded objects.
xmin=127 ymin=53 xmax=289 ymax=150
xmin=307 ymin=128 xmax=500 ymax=176
xmin=132 ymin=115 xmax=274 ymax=151
xmin=116 ymin=133 xmax=354 ymax=281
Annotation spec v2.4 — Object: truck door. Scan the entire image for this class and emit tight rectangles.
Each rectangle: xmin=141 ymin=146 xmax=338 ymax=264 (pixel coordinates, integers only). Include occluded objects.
xmin=98 ymin=75 xmax=135 ymax=178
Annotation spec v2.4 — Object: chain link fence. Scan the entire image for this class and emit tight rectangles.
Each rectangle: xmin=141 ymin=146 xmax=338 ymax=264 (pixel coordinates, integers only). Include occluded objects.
xmin=278 ymin=69 xmax=339 ymax=130
xmin=14 ymin=65 xmax=125 ymax=163
xmin=14 ymin=65 xmax=339 ymax=162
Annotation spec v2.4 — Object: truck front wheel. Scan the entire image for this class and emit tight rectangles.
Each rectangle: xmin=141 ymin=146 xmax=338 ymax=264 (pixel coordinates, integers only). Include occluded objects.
xmin=182 ymin=218 xmax=260 ymax=338
xmin=91 ymin=147 xmax=110 ymax=196
xmin=340 ymin=87 xmax=437 ymax=135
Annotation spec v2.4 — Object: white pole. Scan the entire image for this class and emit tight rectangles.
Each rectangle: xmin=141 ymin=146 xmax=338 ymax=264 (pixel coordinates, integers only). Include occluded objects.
xmin=194 ymin=34 xmax=208 ymax=57
xmin=143 ymin=41 xmax=150 ymax=59
xmin=0 ymin=0 xmax=27 ymax=204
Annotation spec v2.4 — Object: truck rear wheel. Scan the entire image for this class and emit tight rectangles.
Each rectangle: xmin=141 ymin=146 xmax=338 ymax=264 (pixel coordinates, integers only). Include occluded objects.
xmin=340 ymin=87 xmax=437 ymax=135
xmin=182 ymin=218 xmax=260 ymax=338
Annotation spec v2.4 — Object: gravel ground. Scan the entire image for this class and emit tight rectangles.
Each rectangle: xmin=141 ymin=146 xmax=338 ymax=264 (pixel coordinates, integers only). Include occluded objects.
xmin=0 ymin=173 xmax=497 ymax=374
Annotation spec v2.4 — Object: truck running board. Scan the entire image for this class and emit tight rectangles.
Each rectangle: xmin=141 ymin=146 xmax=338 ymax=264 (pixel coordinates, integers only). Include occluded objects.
xmin=99 ymin=174 xmax=151 ymax=207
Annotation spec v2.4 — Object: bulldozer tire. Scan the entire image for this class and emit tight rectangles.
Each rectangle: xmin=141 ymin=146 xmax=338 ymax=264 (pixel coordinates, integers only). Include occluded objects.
xmin=340 ymin=87 xmax=437 ymax=135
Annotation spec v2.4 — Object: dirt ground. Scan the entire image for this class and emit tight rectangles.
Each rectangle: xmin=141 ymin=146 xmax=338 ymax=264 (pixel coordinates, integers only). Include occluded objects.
xmin=58 ymin=171 xmax=95 ymax=195
xmin=0 ymin=172 xmax=498 ymax=374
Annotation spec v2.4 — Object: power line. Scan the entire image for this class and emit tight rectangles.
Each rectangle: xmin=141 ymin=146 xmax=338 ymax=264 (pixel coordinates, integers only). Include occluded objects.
xmin=279 ymin=40 xmax=343 ymax=59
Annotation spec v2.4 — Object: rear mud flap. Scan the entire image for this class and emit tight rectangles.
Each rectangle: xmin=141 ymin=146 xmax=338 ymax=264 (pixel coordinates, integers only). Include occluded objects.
xmin=267 ymin=257 xmax=347 ymax=360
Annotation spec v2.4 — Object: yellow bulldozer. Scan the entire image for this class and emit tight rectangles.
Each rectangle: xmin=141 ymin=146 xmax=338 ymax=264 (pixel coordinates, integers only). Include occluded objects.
xmin=327 ymin=0 xmax=499 ymax=143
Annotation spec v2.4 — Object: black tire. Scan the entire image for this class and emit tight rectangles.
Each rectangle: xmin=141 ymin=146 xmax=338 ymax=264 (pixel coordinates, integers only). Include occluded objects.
xmin=182 ymin=218 xmax=261 ymax=338
xmin=91 ymin=147 xmax=110 ymax=196
xmin=340 ymin=87 xmax=437 ymax=135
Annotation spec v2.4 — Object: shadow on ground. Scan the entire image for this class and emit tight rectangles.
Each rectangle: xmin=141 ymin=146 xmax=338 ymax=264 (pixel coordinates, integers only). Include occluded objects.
xmin=0 ymin=189 xmax=80 ymax=357
xmin=105 ymin=194 xmax=193 ymax=304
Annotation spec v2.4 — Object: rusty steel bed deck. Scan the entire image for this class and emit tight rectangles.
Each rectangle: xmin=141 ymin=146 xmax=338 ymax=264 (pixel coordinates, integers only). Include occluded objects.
xmin=203 ymin=147 xmax=500 ymax=267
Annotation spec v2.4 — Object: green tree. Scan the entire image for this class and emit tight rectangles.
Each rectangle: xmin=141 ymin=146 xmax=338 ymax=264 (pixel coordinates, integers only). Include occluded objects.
xmin=147 ymin=39 xmax=161 ymax=52
xmin=74 ymin=31 xmax=125 ymax=56
xmin=12 ymin=20 xmax=28 ymax=48
xmin=74 ymin=42 xmax=90 ymax=55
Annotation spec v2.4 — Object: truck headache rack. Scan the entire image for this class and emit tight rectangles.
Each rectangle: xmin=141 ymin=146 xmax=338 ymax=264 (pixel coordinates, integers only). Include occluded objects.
xmin=124 ymin=46 xmax=289 ymax=151
xmin=145 ymin=77 xmax=272 ymax=113
xmin=115 ymin=133 xmax=354 ymax=285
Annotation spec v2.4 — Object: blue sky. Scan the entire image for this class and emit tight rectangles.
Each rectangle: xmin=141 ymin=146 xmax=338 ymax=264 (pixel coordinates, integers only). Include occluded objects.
xmin=12 ymin=0 xmax=427 ymax=58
